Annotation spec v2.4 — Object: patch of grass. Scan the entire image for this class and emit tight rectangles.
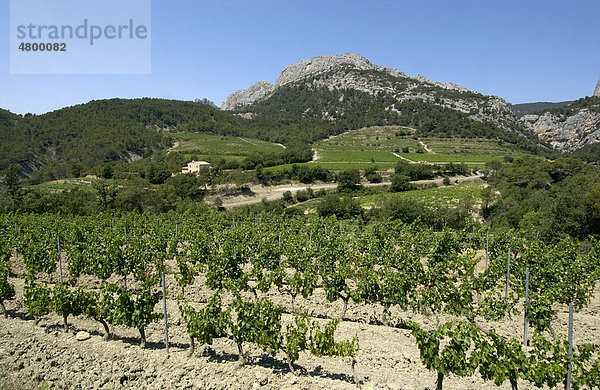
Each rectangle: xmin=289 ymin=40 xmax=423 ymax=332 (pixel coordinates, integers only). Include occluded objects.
xmin=315 ymin=147 xmax=399 ymax=163
xmin=35 ymin=178 xmax=97 ymax=191
xmin=287 ymin=182 xmax=484 ymax=214
xmin=420 ymin=137 xmax=523 ymax=156
xmin=318 ymin=125 xmax=420 ymax=149
xmin=397 ymin=153 xmax=502 ymax=163
xmin=169 ymin=133 xmax=285 ymax=156
xmin=264 ymin=161 xmax=395 ymax=173
xmin=180 ymin=154 xmax=246 ymax=163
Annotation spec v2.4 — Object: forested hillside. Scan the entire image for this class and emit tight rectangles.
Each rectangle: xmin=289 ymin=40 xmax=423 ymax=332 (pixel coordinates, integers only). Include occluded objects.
xmin=0 ymin=99 xmax=249 ymax=176
xmin=245 ymin=81 xmax=548 ymax=153
xmin=0 ymin=84 xmax=560 ymax=180
xmin=0 ymin=100 xmax=166 ymax=174
xmin=485 ymin=158 xmax=600 ymax=240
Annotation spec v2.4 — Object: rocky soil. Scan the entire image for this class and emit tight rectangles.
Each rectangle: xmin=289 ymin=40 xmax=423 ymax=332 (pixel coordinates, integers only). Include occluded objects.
xmin=1 ymin=264 xmax=599 ymax=390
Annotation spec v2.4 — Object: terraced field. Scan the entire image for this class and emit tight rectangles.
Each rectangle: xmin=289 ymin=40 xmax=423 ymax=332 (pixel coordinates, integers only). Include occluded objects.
xmin=310 ymin=126 xmax=523 ymax=170
xmin=169 ymin=133 xmax=285 ymax=162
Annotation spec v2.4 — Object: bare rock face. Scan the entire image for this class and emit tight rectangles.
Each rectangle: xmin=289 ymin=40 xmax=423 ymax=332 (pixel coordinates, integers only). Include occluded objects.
xmin=221 ymin=81 xmax=274 ymax=110
xmin=275 ymin=53 xmax=380 ymax=87
xmin=521 ymin=109 xmax=600 ymax=151
xmin=594 ymin=79 xmax=600 ymax=97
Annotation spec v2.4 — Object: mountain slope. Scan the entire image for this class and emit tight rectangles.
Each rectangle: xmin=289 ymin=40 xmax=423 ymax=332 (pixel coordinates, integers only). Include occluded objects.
xmin=224 ymin=53 xmax=523 ymax=135
xmin=223 ymin=54 xmax=549 ymax=154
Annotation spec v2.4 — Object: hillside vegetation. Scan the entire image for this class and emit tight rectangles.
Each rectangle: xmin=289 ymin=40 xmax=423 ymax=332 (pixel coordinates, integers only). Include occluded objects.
xmin=510 ymin=101 xmax=573 ymax=117
xmin=1 ymin=92 xmax=551 ymax=180
xmin=245 ymin=81 xmax=547 ymax=152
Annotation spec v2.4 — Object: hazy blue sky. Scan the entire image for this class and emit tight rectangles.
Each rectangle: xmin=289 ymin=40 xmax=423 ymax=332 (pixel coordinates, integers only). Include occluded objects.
xmin=1 ymin=0 xmax=599 ymax=114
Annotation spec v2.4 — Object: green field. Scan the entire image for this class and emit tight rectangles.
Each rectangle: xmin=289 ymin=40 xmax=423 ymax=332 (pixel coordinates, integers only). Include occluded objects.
xmin=171 ymin=127 xmax=533 ymax=174
xmin=264 ymin=161 xmax=396 ymax=173
xmin=287 ymin=182 xmax=484 ymax=213
xmin=319 ymin=126 xmax=421 ymax=149
xmin=396 ymin=153 xmax=502 ymax=163
xmin=170 ymin=133 xmax=285 ymax=156
xmin=359 ymin=182 xmax=485 ymax=208
xmin=312 ymin=126 xmax=515 ymax=169
xmin=315 ymin=146 xmax=399 ymax=163
xmin=36 ymin=177 xmax=97 ymax=191
xmin=420 ymin=137 xmax=523 ymax=156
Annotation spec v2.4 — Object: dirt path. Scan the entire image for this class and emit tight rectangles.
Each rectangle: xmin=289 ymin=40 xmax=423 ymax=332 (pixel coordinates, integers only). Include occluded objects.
xmin=418 ymin=139 xmax=435 ymax=154
xmin=167 ymin=141 xmax=180 ymax=154
xmin=391 ymin=152 xmax=437 ymax=165
xmin=310 ymin=148 xmax=320 ymax=162
xmin=413 ymin=173 xmax=484 ymax=186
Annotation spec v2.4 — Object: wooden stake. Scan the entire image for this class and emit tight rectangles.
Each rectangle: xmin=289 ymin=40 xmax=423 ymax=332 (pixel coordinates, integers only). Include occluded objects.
xmin=566 ymin=302 xmax=573 ymax=390
xmin=523 ymin=267 xmax=529 ymax=346
xmin=505 ymin=248 xmax=511 ymax=299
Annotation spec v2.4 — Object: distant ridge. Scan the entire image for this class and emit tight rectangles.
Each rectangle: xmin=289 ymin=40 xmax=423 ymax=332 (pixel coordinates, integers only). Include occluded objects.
xmin=511 ymin=101 xmax=574 ymax=117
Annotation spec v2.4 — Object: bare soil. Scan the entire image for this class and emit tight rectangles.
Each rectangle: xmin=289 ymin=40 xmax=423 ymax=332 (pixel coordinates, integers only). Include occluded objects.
xmin=1 ymin=263 xmax=598 ymax=390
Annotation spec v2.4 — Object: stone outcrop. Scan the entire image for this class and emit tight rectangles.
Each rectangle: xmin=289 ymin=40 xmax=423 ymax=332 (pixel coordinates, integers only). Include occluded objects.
xmin=274 ymin=53 xmax=382 ymax=87
xmin=194 ymin=98 xmax=219 ymax=109
xmin=594 ymin=79 xmax=600 ymax=97
xmin=521 ymin=109 xmax=600 ymax=151
xmin=221 ymin=81 xmax=274 ymax=110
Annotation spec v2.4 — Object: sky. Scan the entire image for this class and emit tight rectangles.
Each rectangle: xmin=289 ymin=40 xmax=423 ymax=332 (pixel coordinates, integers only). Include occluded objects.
xmin=0 ymin=0 xmax=599 ymax=114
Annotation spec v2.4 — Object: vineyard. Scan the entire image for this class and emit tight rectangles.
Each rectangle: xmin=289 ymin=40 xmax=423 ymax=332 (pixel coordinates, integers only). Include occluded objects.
xmin=0 ymin=211 xmax=599 ymax=389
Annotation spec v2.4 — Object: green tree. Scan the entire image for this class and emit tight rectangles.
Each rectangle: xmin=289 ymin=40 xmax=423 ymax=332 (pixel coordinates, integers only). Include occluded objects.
xmin=70 ymin=161 xmax=84 ymax=178
xmin=101 ymin=164 xmax=114 ymax=179
xmin=390 ymin=174 xmax=412 ymax=192
xmin=2 ymin=164 xmax=21 ymax=201
xmin=317 ymin=194 xmax=362 ymax=219
xmin=337 ymin=169 xmax=361 ymax=191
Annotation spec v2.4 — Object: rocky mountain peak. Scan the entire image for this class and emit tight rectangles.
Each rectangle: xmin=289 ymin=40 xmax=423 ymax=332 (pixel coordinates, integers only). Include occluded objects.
xmin=221 ymin=81 xmax=275 ymax=111
xmin=594 ymin=78 xmax=600 ymax=97
xmin=274 ymin=53 xmax=379 ymax=87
